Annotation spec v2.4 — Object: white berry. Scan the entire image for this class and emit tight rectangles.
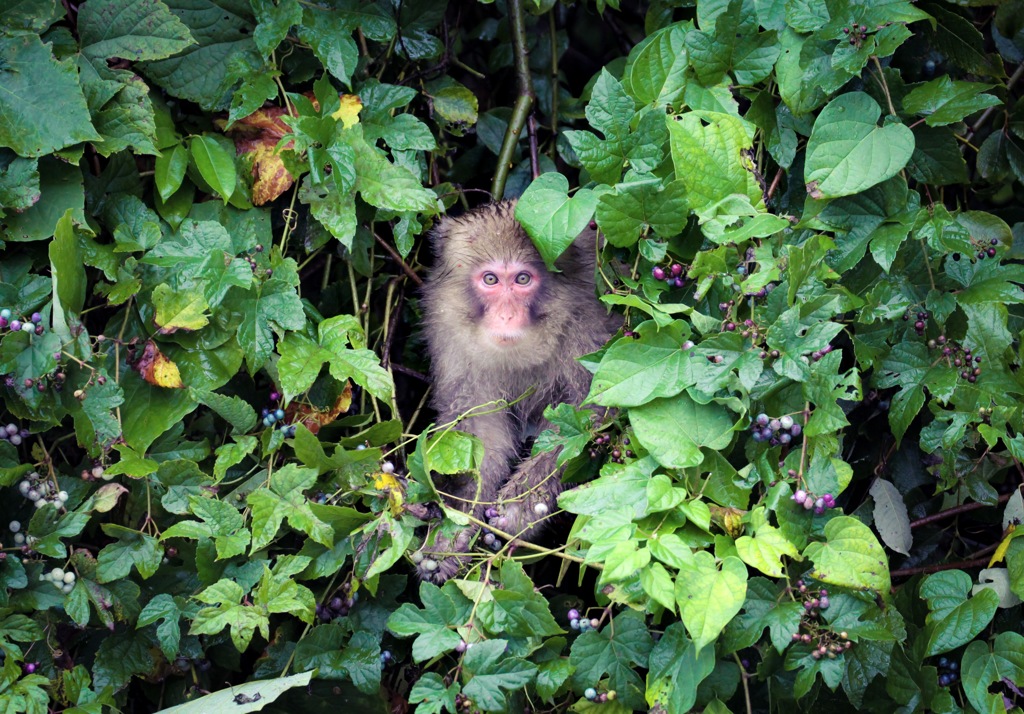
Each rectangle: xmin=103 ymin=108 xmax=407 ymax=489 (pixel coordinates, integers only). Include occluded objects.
xmin=63 ymin=571 xmax=75 ymax=584
xmin=26 ymin=489 xmax=39 ymax=501
xmin=9 ymin=520 xmax=20 ymax=533
xmin=57 ymin=491 xmax=68 ymax=502
xmin=62 ymin=582 xmax=74 ymax=593
xmin=51 ymin=567 xmax=64 ymax=581
xmin=18 ymin=480 xmax=29 ymax=495
xmin=533 ymin=503 xmax=549 ymax=516
xmin=13 ymin=533 xmax=25 ymax=545
xmin=34 ymin=499 xmax=46 ymax=509
xmin=381 ymin=461 xmax=395 ymax=474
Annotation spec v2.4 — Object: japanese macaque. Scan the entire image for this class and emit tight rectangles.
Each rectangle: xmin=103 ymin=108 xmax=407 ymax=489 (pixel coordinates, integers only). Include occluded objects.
xmin=416 ymin=201 xmax=618 ymax=582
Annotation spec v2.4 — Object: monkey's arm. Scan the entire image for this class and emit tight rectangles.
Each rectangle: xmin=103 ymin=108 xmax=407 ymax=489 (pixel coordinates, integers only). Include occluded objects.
xmin=490 ymin=447 xmax=563 ymax=541
xmin=417 ymin=410 xmax=516 ymax=582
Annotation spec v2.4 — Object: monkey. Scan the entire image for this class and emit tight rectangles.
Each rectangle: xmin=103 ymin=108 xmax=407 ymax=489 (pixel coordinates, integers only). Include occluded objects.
xmin=415 ymin=201 xmax=619 ymax=582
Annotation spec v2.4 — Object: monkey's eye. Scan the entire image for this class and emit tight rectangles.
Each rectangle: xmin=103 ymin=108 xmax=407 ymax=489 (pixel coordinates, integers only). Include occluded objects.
xmin=482 ymin=272 xmax=499 ymax=286
xmin=514 ymin=272 xmax=532 ymax=285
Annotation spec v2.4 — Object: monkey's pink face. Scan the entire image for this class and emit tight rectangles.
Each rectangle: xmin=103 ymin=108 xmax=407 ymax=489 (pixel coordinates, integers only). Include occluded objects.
xmin=472 ymin=262 xmax=544 ymax=347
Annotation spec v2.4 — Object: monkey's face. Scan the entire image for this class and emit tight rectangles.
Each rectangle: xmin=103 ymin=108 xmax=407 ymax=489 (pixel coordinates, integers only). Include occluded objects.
xmin=469 ymin=259 xmax=547 ymax=348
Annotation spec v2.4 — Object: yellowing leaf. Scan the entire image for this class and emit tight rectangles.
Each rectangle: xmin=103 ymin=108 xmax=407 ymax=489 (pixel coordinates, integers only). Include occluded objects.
xmin=152 ymin=283 xmax=210 ymax=333
xmin=331 ymin=94 xmax=363 ymax=128
xmin=989 ymin=524 xmax=1018 ymax=567
xmin=225 ymin=105 xmax=298 ymax=206
xmin=373 ymin=470 xmax=405 ymax=514
xmin=134 ymin=340 xmax=184 ymax=389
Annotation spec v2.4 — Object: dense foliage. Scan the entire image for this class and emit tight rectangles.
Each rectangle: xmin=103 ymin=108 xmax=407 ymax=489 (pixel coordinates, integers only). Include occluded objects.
xmin=2 ymin=0 xmax=1024 ymax=711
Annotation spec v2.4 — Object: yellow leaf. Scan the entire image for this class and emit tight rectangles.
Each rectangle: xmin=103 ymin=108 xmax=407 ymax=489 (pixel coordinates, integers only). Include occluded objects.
xmin=331 ymin=94 xmax=363 ymax=128
xmin=134 ymin=340 xmax=184 ymax=389
xmin=989 ymin=523 xmax=1018 ymax=567
xmin=373 ymin=471 xmax=404 ymax=514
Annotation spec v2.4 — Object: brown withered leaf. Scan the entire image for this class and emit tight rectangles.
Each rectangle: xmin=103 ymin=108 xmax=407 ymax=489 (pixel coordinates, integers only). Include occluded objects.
xmin=227 ymin=106 xmax=296 ymax=205
xmin=226 ymin=93 xmax=362 ymax=205
xmin=133 ymin=340 xmax=184 ymax=389
xmin=284 ymin=382 xmax=353 ymax=434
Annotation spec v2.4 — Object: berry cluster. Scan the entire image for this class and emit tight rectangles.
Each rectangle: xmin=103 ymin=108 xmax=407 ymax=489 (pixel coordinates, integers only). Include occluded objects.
xmin=80 ymin=462 xmax=114 ymax=481
xmin=927 ymin=336 xmax=983 ymax=383
xmin=40 ymin=565 xmax=76 ymax=594
xmin=583 ymin=687 xmax=616 ymax=703
xmin=16 ymin=472 xmax=68 ymax=510
xmin=792 ymin=489 xmax=837 ymax=514
xmin=9 ymin=520 xmax=34 ymax=548
xmin=936 ymin=656 xmax=960 ymax=687
xmin=260 ymin=392 xmax=296 ymax=435
xmin=0 ymin=422 xmax=29 ymax=446
xmin=315 ymin=585 xmax=358 ymax=621
xmin=568 ymin=608 xmax=601 ymax=633
xmin=750 ymin=413 xmax=802 ymax=446
xmin=0 ymin=309 xmax=45 ymax=336
xmin=588 ymin=434 xmax=633 ymax=463
xmin=976 ymin=238 xmax=1000 ymax=260
xmin=903 ymin=309 xmax=930 ymax=336
xmin=245 ymin=244 xmax=270 ymax=277
xmin=788 ymin=579 xmax=850 ymax=659
xmin=842 ymin=23 xmax=870 ymax=47
xmin=650 ymin=262 xmax=685 ymax=289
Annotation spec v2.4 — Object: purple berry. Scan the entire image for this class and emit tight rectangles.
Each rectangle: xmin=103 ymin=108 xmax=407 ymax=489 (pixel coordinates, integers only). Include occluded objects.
xmin=670 ymin=263 xmax=683 ymax=277
xmin=0 ymin=317 xmax=7 ymax=329
xmin=9 ymin=320 xmax=21 ymax=331
xmin=755 ymin=413 xmax=770 ymax=427
xmin=790 ymin=424 xmax=802 ymax=437
xmin=270 ymin=391 xmax=281 ymax=402
xmin=30 ymin=312 xmax=41 ymax=324
xmin=793 ymin=489 xmax=808 ymax=503
xmin=987 ymin=247 xmax=997 ymax=258
xmin=652 ymin=267 xmax=666 ymax=280
xmin=673 ymin=277 xmax=684 ymax=288
xmin=567 ymin=608 xmax=580 ymax=621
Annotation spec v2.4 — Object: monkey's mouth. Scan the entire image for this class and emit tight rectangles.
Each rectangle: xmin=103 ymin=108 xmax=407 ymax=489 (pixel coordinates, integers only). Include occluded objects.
xmin=490 ymin=332 xmax=523 ymax=346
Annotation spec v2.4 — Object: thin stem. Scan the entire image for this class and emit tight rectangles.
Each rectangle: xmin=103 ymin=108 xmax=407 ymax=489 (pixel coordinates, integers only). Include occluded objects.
xmin=491 ymin=0 xmax=535 ymax=199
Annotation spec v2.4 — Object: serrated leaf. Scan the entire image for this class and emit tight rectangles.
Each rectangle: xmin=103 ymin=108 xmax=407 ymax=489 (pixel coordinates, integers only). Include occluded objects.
xmin=151 ymin=283 xmax=210 ymax=333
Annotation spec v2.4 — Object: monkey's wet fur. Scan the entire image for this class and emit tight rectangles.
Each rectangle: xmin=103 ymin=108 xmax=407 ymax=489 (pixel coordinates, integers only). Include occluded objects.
xmin=416 ymin=202 xmax=619 ymax=582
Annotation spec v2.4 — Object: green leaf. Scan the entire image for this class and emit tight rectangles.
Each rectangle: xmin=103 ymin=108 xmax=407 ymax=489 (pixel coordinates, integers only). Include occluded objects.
xmin=79 ymin=0 xmax=194 ymax=64
xmin=96 ymin=524 xmax=163 ymax=582
xmin=626 ymin=23 xmax=690 ymax=107
xmin=140 ymin=0 xmax=260 ymax=111
xmin=278 ymin=333 xmax=332 ymax=400
xmin=921 ymin=570 xmax=1000 ymax=656
xmin=804 ymin=93 xmax=915 ymax=198
xmin=237 ymin=278 xmax=305 ymax=370
xmin=151 ymin=283 xmax=210 ymax=333
xmin=298 ymin=6 xmax=359 ymax=86
xmin=0 ymin=35 xmax=99 ymax=157
xmin=675 ymin=552 xmax=747 ymax=651
xmin=342 ymin=126 xmax=437 ymax=213
xmin=192 ymin=389 xmax=257 ymax=434
xmin=190 ymin=134 xmax=236 ymax=202
xmin=408 ymin=672 xmax=460 ymax=714
xmin=630 ymin=393 xmax=733 ymax=469
xmin=962 ymin=632 xmax=1024 ymax=714
xmin=154 ymin=144 xmax=188 ymax=200
xmin=387 ymin=581 xmax=465 ymax=662
xmin=248 ymin=463 xmax=333 ymax=552
xmin=646 ymin=622 xmax=716 ymax=714
xmin=4 ymin=156 xmax=87 ymax=242
xmin=191 ymin=577 xmax=268 ymax=651
xmin=150 ymin=671 xmax=314 ymax=714
xmin=514 ymin=172 xmax=599 ymax=270
xmin=570 ymin=610 xmax=652 ymax=711
xmin=903 ymin=76 xmax=1002 ymax=127
xmin=587 ymin=325 xmax=695 ymax=407
xmin=735 ymin=523 xmax=801 ymax=578
xmin=425 ymin=77 xmax=479 ymax=129
xmin=596 ymin=179 xmax=688 ymax=247
xmin=461 ymin=639 xmax=537 ymax=712
xmin=667 ymin=111 xmax=762 ymax=212
xmin=50 ymin=210 xmax=86 ymax=342
xmin=93 ymin=629 xmax=155 ymax=692
xmin=804 ymin=516 xmax=891 ymax=594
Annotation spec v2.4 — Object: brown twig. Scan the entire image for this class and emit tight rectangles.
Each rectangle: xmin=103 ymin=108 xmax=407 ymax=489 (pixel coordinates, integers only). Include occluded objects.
xmin=373 ymin=232 xmax=423 ymax=286
xmin=891 ymin=556 xmax=992 ymax=580
xmin=909 ymin=492 xmax=1012 ymax=529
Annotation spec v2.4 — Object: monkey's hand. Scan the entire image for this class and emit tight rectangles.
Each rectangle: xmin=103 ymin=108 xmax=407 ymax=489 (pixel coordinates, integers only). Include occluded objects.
xmin=414 ymin=526 xmax=475 ymax=583
xmin=487 ymin=451 xmax=561 ymax=542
